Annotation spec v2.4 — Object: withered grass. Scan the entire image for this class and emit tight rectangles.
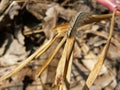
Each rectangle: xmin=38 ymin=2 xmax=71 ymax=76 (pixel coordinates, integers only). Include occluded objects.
xmin=0 ymin=12 xmax=115 ymax=90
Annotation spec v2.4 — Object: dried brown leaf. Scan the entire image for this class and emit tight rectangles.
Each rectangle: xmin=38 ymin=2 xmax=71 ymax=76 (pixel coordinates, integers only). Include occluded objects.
xmin=55 ymin=37 xmax=74 ymax=90
xmin=0 ymin=39 xmax=27 ymax=66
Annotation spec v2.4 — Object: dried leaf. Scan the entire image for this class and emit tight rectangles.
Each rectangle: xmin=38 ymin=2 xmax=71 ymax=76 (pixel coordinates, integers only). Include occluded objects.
xmin=0 ymin=39 xmax=27 ymax=66
xmin=43 ymin=4 xmax=58 ymax=38
xmin=55 ymin=37 xmax=74 ymax=90
xmin=26 ymin=3 xmax=48 ymax=20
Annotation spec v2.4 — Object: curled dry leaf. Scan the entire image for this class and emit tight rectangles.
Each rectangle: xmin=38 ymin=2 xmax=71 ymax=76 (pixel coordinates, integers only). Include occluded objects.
xmin=43 ymin=4 xmax=58 ymax=38
xmin=26 ymin=2 xmax=48 ymax=20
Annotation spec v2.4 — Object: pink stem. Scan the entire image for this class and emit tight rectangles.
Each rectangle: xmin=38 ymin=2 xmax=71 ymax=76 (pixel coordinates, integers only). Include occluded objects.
xmin=97 ymin=0 xmax=120 ymax=14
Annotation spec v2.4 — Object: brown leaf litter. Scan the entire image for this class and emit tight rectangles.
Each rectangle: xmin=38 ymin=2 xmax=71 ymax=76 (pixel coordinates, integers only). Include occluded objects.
xmin=0 ymin=0 xmax=120 ymax=90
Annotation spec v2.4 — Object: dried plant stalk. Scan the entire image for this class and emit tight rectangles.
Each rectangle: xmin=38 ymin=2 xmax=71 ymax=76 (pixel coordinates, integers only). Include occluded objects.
xmin=85 ymin=12 xmax=115 ymax=88
xmin=36 ymin=35 xmax=67 ymax=77
xmin=0 ymin=9 xmax=116 ymax=90
xmin=54 ymin=12 xmax=90 ymax=90
xmin=55 ymin=37 xmax=74 ymax=90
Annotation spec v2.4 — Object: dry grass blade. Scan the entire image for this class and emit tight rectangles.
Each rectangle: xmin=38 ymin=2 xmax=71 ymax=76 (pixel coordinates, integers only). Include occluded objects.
xmin=83 ymin=13 xmax=112 ymax=25
xmin=0 ymin=34 xmax=59 ymax=82
xmin=85 ymin=12 xmax=115 ymax=88
xmin=75 ymin=13 xmax=113 ymax=26
xmin=85 ymin=30 xmax=120 ymax=48
xmin=35 ymin=34 xmax=59 ymax=59
xmin=81 ymin=43 xmax=107 ymax=75
xmin=36 ymin=35 xmax=67 ymax=77
xmin=55 ymin=37 xmax=74 ymax=90
xmin=91 ymin=13 xmax=112 ymax=20
xmin=24 ymin=30 xmax=44 ymax=36
xmin=52 ymin=23 xmax=69 ymax=35
xmin=66 ymin=52 xmax=73 ymax=83
xmin=53 ymin=23 xmax=92 ymax=35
